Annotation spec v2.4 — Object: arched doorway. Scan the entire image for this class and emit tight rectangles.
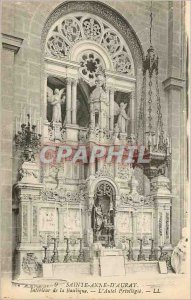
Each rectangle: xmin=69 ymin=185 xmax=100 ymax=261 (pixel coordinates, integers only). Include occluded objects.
xmin=91 ymin=181 xmax=116 ymax=247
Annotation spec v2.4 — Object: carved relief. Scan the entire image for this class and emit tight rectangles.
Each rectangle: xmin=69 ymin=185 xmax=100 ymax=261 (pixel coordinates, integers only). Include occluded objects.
xmin=117 ymin=164 xmax=134 ymax=180
xmin=95 ymin=164 xmax=113 ymax=178
xmin=22 ymin=204 xmax=28 ymax=240
xmin=22 ymin=253 xmax=39 ymax=276
xmin=32 ymin=206 xmax=38 ymax=238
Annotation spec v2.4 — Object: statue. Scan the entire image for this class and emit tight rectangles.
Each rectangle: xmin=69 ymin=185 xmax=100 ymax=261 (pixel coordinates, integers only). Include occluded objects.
xmin=116 ymin=102 xmax=130 ymax=133
xmin=47 ymin=87 xmax=66 ymax=123
xmin=90 ymin=69 xmax=107 ymax=107
xmin=171 ymin=227 xmax=189 ymax=274
xmin=91 ymin=202 xmax=103 ymax=241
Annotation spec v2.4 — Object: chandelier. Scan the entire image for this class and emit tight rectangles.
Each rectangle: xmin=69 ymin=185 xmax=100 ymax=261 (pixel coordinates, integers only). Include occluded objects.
xmin=15 ymin=113 xmax=42 ymax=162
xmin=137 ymin=1 xmax=171 ymax=179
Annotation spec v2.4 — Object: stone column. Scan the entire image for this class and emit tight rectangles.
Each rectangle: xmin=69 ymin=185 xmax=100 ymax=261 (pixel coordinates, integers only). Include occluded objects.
xmin=71 ymin=79 xmax=78 ymax=124
xmin=44 ymin=74 xmax=48 ymax=122
xmin=150 ymin=175 xmax=172 ymax=251
xmin=109 ymin=89 xmax=115 ymax=130
xmin=162 ymin=1 xmax=186 ymax=246
xmin=66 ymin=78 xmax=72 ymax=124
xmin=1 ymin=33 xmax=23 ymax=285
xmin=130 ymin=91 xmax=135 ymax=133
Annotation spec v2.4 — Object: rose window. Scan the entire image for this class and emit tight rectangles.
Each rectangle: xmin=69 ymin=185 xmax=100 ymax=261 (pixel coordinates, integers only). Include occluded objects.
xmin=79 ymin=52 xmax=105 ymax=85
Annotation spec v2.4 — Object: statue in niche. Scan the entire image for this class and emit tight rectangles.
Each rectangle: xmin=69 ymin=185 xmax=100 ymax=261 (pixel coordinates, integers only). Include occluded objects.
xmin=90 ymin=70 xmax=107 ymax=110
xmin=116 ymin=102 xmax=130 ymax=133
xmin=47 ymin=87 xmax=66 ymax=123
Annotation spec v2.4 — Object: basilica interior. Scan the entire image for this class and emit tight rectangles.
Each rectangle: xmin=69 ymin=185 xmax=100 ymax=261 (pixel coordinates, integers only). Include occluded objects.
xmin=1 ymin=0 xmax=187 ymax=280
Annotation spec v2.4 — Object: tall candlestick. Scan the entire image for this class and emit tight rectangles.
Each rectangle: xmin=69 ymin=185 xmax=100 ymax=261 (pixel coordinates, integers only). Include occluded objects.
xmin=79 ymin=202 xmax=82 ymax=238
xmin=54 ymin=202 xmax=56 ymax=238
xmin=67 ymin=202 xmax=69 ymax=238
xmin=16 ymin=117 xmax=18 ymax=133
xmin=141 ymin=206 xmax=143 ymax=239
xmin=151 ymin=212 xmax=153 ymax=238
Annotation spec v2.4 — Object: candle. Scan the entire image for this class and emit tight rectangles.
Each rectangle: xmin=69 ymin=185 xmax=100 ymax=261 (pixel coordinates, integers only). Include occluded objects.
xmin=16 ymin=117 xmax=18 ymax=133
xmin=23 ymin=105 xmax=26 ymax=124
xmin=33 ymin=109 xmax=36 ymax=126
xmin=39 ymin=117 xmax=42 ymax=134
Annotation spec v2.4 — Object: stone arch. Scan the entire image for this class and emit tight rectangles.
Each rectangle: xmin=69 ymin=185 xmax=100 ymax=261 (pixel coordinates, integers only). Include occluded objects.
xmin=89 ymin=177 xmax=120 ymax=199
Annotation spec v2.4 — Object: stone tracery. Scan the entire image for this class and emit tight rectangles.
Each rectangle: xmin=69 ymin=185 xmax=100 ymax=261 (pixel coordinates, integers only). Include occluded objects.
xmin=46 ymin=14 xmax=134 ymax=76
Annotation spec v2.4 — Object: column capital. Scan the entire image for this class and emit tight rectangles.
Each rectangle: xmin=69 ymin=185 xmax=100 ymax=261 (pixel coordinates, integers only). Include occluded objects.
xmin=2 ymin=33 xmax=23 ymax=54
xmin=66 ymin=77 xmax=73 ymax=85
xmin=108 ymin=87 xmax=116 ymax=93
xmin=71 ymin=78 xmax=79 ymax=85
xmin=162 ymin=76 xmax=185 ymax=91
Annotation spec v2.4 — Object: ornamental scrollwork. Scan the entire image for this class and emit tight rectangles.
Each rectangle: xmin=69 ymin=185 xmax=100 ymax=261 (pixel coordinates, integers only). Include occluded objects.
xmin=120 ymin=193 xmax=153 ymax=207
xmin=117 ymin=165 xmax=134 ymax=180
xmin=45 ymin=14 xmax=134 ymax=76
xmin=41 ymin=184 xmax=88 ymax=204
xmin=95 ymin=164 xmax=113 ymax=178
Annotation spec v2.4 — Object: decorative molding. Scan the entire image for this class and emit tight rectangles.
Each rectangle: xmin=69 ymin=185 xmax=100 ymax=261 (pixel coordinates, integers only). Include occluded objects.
xmin=41 ymin=184 xmax=88 ymax=204
xmin=2 ymin=33 xmax=23 ymax=53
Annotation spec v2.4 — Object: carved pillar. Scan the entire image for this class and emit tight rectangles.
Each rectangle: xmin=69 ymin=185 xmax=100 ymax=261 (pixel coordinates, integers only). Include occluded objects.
xmin=71 ymin=79 xmax=78 ymax=124
xmin=109 ymin=89 xmax=115 ymax=130
xmin=130 ymin=91 xmax=135 ymax=133
xmin=2 ymin=33 xmax=23 ymax=283
xmin=44 ymin=74 xmax=48 ymax=122
xmin=66 ymin=78 xmax=72 ymax=124
xmin=132 ymin=210 xmax=137 ymax=243
xmin=150 ymin=175 xmax=173 ymax=254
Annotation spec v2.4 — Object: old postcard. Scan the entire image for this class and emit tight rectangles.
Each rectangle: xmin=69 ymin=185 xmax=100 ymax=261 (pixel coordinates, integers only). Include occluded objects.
xmin=1 ymin=0 xmax=190 ymax=299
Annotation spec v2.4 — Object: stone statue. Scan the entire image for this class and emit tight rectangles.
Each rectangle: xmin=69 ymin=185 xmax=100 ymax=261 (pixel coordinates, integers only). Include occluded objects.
xmin=90 ymin=70 xmax=107 ymax=108
xmin=171 ymin=227 xmax=189 ymax=274
xmin=47 ymin=87 xmax=66 ymax=122
xmin=116 ymin=102 xmax=130 ymax=133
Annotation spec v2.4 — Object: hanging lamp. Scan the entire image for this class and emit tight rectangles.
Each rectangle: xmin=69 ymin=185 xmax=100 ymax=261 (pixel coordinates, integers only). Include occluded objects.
xmin=137 ymin=1 xmax=171 ymax=179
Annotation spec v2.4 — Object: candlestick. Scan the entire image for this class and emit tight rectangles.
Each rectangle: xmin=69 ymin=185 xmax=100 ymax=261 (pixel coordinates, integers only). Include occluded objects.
xmin=141 ymin=206 xmax=143 ymax=239
xmin=54 ymin=203 xmax=56 ymax=238
xmin=151 ymin=212 xmax=153 ymax=238
xmin=67 ymin=202 xmax=69 ymax=238
xmin=15 ymin=117 xmax=18 ymax=133
xmin=79 ymin=202 xmax=82 ymax=238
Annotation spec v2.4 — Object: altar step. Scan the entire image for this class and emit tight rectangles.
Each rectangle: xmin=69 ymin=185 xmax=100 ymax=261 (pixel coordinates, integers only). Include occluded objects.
xmin=125 ymin=261 xmax=159 ymax=274
xmin=43 ymin=262 xmax=90 ymax=278
xmin=43 ymin=260 xmax=162 ymax=278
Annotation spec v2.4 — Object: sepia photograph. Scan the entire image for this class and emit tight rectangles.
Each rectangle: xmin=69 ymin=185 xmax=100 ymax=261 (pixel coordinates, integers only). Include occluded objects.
xmin=0 ymin=0 xmax=190 ymax=299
